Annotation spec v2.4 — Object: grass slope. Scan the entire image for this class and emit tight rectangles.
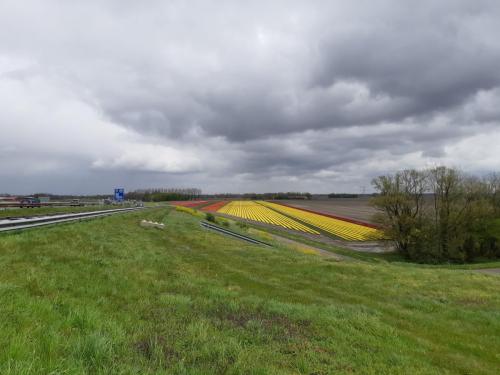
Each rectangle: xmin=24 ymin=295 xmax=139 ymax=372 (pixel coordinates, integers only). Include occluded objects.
xmin=0 ymin=208 xmax=499 ymax=374
xmin=239 ymin=219 xmax=500 ymax=269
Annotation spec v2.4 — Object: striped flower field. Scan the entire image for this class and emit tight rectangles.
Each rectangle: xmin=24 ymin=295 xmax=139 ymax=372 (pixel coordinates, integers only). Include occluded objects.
xmin=217 ymin=201 xmax=319 ymax=234
xmin=171 ymin=199 xmax=384 ymax=241
xmin=170 ymin=201 xmax=208 ymax=208
xmin=259 ymin=201 xmax=383 ymax=241
xmin=215 ymin=200 xmax=383 ymax=241
xmin=201 ymin=201 xmax=228 ymax=212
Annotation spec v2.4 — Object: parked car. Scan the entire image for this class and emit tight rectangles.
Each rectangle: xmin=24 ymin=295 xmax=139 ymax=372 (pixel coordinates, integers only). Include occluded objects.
xmin=20 ymin=197 xmax=41 ymax=208
xmin=70 ymin=199 xmax=83 ymax=206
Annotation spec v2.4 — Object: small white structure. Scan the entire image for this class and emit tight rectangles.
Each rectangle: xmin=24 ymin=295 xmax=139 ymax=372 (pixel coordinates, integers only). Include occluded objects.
xmin=140 ymin=220 xmax=165 ymax=229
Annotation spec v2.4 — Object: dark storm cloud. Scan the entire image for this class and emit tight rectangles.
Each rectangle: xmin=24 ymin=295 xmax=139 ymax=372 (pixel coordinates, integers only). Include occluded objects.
xmin=1 ymin=0 xmax=500 ymax=194
xmin=314 ymin=8 xmax=500 ymax=122
xmin=89 ymin=0 xmax=500 ymax=143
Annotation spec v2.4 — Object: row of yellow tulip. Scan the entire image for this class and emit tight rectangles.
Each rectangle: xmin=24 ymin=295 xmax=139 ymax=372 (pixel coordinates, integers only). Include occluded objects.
xmin=217 ymin=201 xmax=319 ymax=234
xmin=259 ymin=201 xmax=383 ymax=241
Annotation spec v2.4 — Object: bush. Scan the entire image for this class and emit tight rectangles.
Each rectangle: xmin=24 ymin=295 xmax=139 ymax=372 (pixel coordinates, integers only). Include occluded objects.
xmin=236 ymin=221 xmax=248 ymax=230
xmin=175 ymin=206 xmax=203 ymax=218
xmin=205 ymin=213 xmax=216 ymax=222
xmin=218 ymin=218 xmax=230 ymax=227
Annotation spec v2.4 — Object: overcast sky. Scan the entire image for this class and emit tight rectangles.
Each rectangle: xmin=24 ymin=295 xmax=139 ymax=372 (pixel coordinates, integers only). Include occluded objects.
xmin=1 ymin=0 xmax=500 ymax=194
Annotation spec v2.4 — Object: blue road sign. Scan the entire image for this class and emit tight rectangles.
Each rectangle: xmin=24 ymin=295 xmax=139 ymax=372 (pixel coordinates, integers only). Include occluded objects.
xmin=114 ymin=188 xmax=125 ymax=201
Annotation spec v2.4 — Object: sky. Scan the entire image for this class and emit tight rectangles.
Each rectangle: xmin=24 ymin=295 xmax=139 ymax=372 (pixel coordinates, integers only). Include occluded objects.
xmin=1 ymin=0 xmax=500 ymax=195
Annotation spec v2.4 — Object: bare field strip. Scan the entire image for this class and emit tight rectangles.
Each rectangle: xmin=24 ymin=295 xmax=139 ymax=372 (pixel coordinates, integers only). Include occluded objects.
xmin=272 ymin=198 xmax=378 ymax=224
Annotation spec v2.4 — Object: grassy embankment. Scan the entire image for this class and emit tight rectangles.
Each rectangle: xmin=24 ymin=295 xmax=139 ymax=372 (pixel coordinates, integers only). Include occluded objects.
xmin=0 ymin=208 xmax=499 ymax=374
xmin=215 ymin=211 xmax=500 ymax=269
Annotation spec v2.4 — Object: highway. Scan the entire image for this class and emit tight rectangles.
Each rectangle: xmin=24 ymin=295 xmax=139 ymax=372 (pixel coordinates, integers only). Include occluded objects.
xmin=0 ymin=207 xmax=145 ymax=233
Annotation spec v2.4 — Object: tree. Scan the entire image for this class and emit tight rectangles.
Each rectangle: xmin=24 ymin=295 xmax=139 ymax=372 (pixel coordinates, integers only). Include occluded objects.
xmin=429 ymin=168 xmax=495 ymax=261
xmin=486 ymin=172 xmax=500 ymax=215
xmin=372 ymin=167 xmax=499 ymax=263
xmin=371 ymin=169 xmax=427 ymax=257
xmin=429 ymin=167 xmax=462 ymax=259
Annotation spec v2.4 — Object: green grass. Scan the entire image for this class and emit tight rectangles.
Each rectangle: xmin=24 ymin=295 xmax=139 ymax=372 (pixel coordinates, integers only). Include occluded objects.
xmin=0 ymin=205 xmax=119 ymax=219
xmin=236 ymin=217 xmax=500 ymax=269
xmin=0 ymin=208 xmax=499 ymax=374
xmin=229 ymin=219 xmax=408 ymax=262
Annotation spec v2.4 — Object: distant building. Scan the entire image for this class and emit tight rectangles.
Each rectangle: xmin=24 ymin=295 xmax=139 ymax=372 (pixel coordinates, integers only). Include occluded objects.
xmin=0 ymin=196 xmax=18 ymax=202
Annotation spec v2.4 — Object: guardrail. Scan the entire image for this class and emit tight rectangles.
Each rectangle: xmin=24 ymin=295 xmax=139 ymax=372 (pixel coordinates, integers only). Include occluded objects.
xmin=0 ymin=202 xmax=107 ymax=208
xmin=200 ymin=221 xmax=272 ymax=247
xmin=0 ymin=207 xmax=145 ymax=233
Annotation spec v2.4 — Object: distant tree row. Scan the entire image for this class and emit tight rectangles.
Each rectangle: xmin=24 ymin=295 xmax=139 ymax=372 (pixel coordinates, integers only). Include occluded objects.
xmin=328 ymin=193 xmax=359 ymax=198
xmin=211 ymin=192 xmax=312 ymax=200
xmin=126 ymin=188 xmax=202 ymax=202
xmin=371 ymin=167 xmax=500 ymax=263
xmin=133 ymin=188 xmax=202 ymax=196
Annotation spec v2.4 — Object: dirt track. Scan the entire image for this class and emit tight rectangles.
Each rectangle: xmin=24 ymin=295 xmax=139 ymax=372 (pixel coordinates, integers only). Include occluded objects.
xmin=475 ymin=268 xmax=500 ymax=275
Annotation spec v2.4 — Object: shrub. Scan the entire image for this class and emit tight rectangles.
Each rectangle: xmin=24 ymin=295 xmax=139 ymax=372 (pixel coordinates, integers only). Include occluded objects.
xmin=175 ymin=206 xmax=203 ymax=218
xmin=218 ymin=218 xmax=230 ymax=227
xmin=236 ymin=221 xmax=248 ymax=230
xmin=205 ymin=213 xmax=216 ymax=222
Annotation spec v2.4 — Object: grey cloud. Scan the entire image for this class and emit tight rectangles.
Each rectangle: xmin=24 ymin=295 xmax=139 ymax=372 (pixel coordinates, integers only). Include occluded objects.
xmin=0 ymin=0 xmax=499 ymax=194
xmin=313 ymin=2 xmax=500 ymax=120
xmin=87 ymin=0 xmax=500 ymax=142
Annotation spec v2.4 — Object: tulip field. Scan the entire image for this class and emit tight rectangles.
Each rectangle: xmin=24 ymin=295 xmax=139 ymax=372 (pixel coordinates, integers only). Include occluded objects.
xmin=171 ymin=199 xmax=384 ymax=241
xmin=201 ymin=201 xmax=228 ymax=212
xmin=214 ymin=200 xmax=383 ymax=241
xmin=259 ymin=201 xmax=383 ymax=241
xmin=217 ymin=201 xmax=320 ymax=234
xmin=170 ymin=200 xmax=208 ymax=208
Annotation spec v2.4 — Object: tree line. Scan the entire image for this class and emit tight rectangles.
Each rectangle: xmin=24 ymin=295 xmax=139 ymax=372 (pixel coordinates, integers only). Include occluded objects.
xmin=210 ymin=192 xmax=312 ymax=200
xmin=328 ymin=193 xmax=359 ymax=198
xmin=126 ymin=188 xmax=202 ymax=202
xmin=371 ymin=167 xmax=500 ymax=263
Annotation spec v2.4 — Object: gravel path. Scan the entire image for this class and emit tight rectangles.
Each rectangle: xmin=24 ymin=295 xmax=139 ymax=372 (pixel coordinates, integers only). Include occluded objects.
xmin=475 ymin=268 xmax=500 ymax=275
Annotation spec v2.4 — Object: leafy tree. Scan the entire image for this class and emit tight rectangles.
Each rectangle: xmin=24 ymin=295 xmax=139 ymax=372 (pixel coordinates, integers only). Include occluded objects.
xmin=372 ymin=167 xmax=499 ymax=263
xmin=371 ymin=169 xmax=427 ymax=257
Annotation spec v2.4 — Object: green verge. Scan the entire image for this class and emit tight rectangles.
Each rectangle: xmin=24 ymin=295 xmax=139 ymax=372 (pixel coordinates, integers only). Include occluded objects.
xmin=0 ymin=205 xmax=120 ymax=219
xmin=218 ymin=214 xmax=500 ymax=269
xmin=219 ymin=217 xmax=404 ymax=262
xmin=0 ymin=208 xmax=499 ymax=374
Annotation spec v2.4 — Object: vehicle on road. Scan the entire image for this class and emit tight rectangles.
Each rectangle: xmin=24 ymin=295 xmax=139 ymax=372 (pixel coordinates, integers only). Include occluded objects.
xmin=19 ymin=197 xmax=41 ymax=208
